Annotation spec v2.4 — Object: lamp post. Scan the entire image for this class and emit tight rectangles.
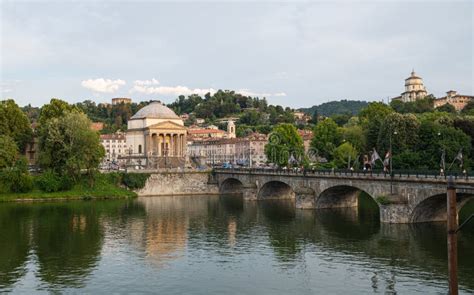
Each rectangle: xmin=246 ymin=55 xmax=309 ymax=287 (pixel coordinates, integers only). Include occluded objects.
xmin=389 ymin=130 xmax=397 ymax=194
xmin=438 ymin=132 xmax=445 ymax=176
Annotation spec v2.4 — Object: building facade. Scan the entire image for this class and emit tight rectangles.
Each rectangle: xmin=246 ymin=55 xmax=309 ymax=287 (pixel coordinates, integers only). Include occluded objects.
xmin=100 ymin=132 xmax=127 ymax=165
xmin=392 ymin=70 xmax=428 ymax=102
xmin=187 ymin=132 xmax=268 ymax=167
xmin=112 ymin=97 xmax=132 ymax=105
xmin=433 ymin=90 xmax=473 ymax=111
xmin=125 ymin=102 xmax=187 ymax=169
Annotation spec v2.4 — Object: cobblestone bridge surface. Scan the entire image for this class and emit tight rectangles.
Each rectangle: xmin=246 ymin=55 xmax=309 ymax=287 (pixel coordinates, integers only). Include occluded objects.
xmin=212 ymin=168 xmax=474 ymax=223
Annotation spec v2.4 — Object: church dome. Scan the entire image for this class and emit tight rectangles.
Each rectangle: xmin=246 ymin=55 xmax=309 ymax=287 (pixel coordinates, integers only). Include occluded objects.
xmin=130 ymin=102 xmax=179 ymax=120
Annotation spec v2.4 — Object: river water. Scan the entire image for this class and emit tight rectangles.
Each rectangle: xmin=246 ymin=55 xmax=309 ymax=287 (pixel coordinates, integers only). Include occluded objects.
xmin=1 ymin=195 xmax=473 ymax=294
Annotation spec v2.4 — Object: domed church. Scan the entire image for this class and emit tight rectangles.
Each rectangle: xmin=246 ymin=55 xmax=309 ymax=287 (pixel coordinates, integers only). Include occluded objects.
xmin=126 ymin=101 xmax=187 ymax=168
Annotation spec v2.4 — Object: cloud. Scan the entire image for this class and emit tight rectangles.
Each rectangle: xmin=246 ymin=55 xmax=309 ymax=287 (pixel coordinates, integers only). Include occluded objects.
xmin=134 ymin=78 xmax=160 ymax=86
xmin=236 ymin=89 xmax=287 ymax=98
xmin=81 ymin=78 xmax=126 ymax=93
xmin=130 ymin=84 xmax=217 ymax=96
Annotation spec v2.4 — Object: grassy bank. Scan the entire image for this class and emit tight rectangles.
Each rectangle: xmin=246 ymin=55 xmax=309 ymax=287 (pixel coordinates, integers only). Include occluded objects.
xmin=0 ymin=172 xmax=147 ymax=202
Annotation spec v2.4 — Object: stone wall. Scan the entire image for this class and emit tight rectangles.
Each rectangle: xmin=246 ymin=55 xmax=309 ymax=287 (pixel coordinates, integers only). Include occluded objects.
xmin=136 ymin=171 xmax=218 ymax=196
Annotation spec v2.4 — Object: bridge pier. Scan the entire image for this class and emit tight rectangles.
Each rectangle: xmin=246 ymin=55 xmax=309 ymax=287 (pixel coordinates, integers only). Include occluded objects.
xmin=295 ymin=187 xmax=316 ymax=209
xmin=379 ymin=204 xmax=411 ymax=223
xmin=241 ymin=186 xmax=258 ymax=201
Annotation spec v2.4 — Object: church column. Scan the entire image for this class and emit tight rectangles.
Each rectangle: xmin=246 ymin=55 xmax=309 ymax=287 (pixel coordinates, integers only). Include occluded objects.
xmin=157 ymin=134 xmax=162 ymax=156
xmin=178 ymin=134 xmax=182 ymax=156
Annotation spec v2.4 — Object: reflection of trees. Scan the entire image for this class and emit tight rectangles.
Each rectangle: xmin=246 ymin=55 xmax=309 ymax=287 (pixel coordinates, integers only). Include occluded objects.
xmin=0 ymin=204 xmax=32 ymax=290
xmin=32 ymin=203 xmax=104 ymax=289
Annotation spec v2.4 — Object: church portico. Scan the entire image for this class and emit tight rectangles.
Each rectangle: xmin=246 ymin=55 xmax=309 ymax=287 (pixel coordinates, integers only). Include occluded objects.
xmin=124 ymin=102 xmax=187 ymax=169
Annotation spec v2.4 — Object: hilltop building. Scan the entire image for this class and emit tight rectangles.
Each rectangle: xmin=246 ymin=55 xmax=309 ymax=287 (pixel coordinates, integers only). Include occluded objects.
xmin=112 ymin=97 xmax=132 ymax=105
xmin=392 ymin=70 xmax=428 ymax=102
xmin=125 ymin=101 xmax=187 ymax=169
xmin=433 ymin=90 xmax=473 ymax=111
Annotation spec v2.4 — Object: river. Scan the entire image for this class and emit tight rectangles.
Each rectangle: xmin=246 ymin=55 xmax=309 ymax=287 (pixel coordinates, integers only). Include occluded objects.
xmin=1 ymin=195 xmax=473 ymax=294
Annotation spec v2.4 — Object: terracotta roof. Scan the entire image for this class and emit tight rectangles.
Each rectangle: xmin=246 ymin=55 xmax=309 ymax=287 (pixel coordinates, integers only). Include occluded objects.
xmin=188 ymin=129 xmax=225 ymax=134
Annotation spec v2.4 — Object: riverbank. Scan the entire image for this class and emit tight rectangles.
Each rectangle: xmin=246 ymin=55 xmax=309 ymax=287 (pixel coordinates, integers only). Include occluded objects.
xmin=0 ymin=173 xmax=138 ymax=202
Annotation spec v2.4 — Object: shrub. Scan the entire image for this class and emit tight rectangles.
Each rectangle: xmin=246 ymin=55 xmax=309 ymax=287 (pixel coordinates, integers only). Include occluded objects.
xmin=121 ymin=173 xmax=150 ymax=189
xmin=35 ymin=170 xmax=62 ymax=192
xmin=35 ymin=170 xmax=74 ymax=192
xmin=0 ymin=168 xmax=33 ymax=193
xmin=376 ymin=195 xmax=390 ymax=205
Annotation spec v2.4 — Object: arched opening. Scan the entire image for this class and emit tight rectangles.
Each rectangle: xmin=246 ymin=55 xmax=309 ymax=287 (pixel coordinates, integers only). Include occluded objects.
xmin=410 ymin=193 xmax=474 ymax=223
xmin=317 ymin=185 xmax=376 ymax=209
xmin=316 ymin=186 xmax=380 ymax=231
xmin=258 ymin=181 xmax=295 ymax=200
xmin=220 ymin=178 xmax=244 ymax=195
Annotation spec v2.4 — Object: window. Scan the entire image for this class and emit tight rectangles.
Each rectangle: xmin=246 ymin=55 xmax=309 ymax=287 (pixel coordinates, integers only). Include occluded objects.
xmin=138 ymin=145 xmax=142 ymax=154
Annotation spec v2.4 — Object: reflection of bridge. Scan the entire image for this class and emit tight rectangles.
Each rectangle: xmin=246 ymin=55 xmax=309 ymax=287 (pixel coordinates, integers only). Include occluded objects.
xmin=213 ymin=168 xmax=474 ymax=223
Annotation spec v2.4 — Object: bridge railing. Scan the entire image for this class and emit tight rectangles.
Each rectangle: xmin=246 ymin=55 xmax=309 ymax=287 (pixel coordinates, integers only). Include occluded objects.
xmin=213 ymin=167 xmax=473 ymax=181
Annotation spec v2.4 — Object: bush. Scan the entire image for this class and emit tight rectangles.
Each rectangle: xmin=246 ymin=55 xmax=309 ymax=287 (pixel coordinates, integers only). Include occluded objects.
xmin=121 ymin=173 xmax=150 ymax=189
xmin=35 ymin=170 xmax=74 ymax=192
xmin=0 ymin=168 xmax=33 ymax=193
xmin=376 ymin=195 xmax=390 ymax=205
xmin=35 ymin=170 xmax=62 ymax=192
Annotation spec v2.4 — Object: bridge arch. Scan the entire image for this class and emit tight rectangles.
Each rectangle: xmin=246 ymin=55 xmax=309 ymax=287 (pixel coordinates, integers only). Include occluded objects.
xmin=220 ymin=178 xmax=244 ymax=195
xmin=316 ymin=185 xmax=376 ymax=209
xmin=258 ymin=181 xmax=295 ymax=200
xmin=410 ymin=193 xmax=474 ymax=223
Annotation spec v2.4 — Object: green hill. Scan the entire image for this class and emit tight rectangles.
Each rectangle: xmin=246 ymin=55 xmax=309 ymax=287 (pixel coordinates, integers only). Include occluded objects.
xmin=300 ymin=100 xmax=369 ymax=116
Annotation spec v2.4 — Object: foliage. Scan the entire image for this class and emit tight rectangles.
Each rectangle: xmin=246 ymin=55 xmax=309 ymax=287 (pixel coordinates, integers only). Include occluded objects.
xmin=359 ymin=102 xmax=394 ymax=150
xmin=333 ymin=142 xmax=358 ymax=168
xmin=120 ymin=173 xmax=150 ymax=189
xmin=0 ymin=99 xmax=33 ymax=152
xmin=0 ymin=173 xmax=136 ymax=201
xmin=35 ymin=170 xmax=73 ymax=192
xmin=375 ymin=195 xmax=390 ymax=205
xmin=265 ymin=124 xmax=305 ymax=166
xmin=0 ymin=158 xmax=33 ymax=193
xmin=330 ymin=113 xmax=352 ymax=126
xmin=377 ymin=113 xmax=420 ymax=154
xmin=38 ymin=111 xmax=105 ymax=181
xmin=435 ymin=103 xmax=456 ymax=113
xmin=310 ymin=118 xmax=342 ymax=160
xmin=0 ymin=135 xmax=18 ymax=169
xmin=390 ymin=96 xmax=434 ymax=114
xmin=300 ymin=100 xmax=369 ymax=117
xmin=38 ymin=98 xmax=80 ymax=126
xmin=417 ymin=121 xmax=471 ymax=170
xmin=342 ymin=125 xmax=366 ymax=153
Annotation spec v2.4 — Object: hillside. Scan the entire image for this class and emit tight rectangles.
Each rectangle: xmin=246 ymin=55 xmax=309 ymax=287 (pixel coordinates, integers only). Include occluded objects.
xmin=300 ymin=100 xmax=369 ymax=116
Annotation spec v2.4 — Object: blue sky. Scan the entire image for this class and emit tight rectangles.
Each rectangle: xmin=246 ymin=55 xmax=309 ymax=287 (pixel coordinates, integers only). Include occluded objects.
xmin=1 ymin=0 xmax=472 ymax=108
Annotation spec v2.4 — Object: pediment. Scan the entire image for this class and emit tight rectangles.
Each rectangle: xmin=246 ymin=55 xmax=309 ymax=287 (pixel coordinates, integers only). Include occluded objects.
xmin=146 ymin=121 xmax=186 ymax=130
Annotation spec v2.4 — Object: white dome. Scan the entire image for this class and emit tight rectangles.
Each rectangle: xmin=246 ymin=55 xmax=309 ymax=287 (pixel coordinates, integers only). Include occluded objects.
xmin=131 ymin=102 xmax=179 ymax=120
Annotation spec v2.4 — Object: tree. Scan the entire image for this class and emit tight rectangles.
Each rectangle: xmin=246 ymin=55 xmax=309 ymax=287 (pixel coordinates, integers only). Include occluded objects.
xmin=0 ymin=99 xmax=33 ymax=152
xmin=377 ymin=113 xmax=420 ymax=154
xmin=333 ymin=142 xmax=357 ymax=168
xmin=0 ymin=135 xmax=18 ymax=169
xmin=435 ymin=103 xmax=456 ymax=113
xmin=342 ymin=125 xmax=366 ymax=153
xmin=417 ymin=121 xmax=471 ymax=170
xmin=359 ymin=102 xmax=394 ymax=151
xmin=38 ymin=111 xmax=105 ymax=182
xmin=265 ymin=124 xmax=305 ymax=167
xmin=38 ymin=98 xmax=79 ymax=126
xmin=310 ymin=118 xmax=342 ymax=160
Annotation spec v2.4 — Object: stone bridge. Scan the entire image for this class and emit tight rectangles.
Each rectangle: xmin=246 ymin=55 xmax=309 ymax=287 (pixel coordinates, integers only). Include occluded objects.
xmin=212 ymin=168 xmax=474 ymax=223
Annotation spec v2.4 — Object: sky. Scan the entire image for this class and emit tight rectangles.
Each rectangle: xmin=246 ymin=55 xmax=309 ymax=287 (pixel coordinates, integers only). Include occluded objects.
xmin=0 ymin=0 xmax=472 ymax=108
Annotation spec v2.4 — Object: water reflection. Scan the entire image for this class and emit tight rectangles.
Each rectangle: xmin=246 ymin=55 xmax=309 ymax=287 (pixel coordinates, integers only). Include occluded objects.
xmin=0 ymin=196 xmax=472 ymax=294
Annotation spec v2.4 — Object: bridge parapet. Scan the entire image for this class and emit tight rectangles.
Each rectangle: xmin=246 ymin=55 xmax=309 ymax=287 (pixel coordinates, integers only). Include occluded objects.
xmin=214 ymin=168 xmax=474 ymax=223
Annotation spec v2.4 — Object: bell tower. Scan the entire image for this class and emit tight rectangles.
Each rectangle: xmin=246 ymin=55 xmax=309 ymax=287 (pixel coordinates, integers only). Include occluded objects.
xmin=227 ymin=120 xmax=236 ymax=138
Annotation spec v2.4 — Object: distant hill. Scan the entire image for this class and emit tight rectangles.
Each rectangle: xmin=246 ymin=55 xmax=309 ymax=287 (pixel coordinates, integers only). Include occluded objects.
xmin=299 ymin=100 xmax=369 ymax=117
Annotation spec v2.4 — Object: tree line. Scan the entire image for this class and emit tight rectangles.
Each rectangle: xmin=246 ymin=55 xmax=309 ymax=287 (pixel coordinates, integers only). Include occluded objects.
xmin=265 ymin=97 xmax=473 ymax=171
